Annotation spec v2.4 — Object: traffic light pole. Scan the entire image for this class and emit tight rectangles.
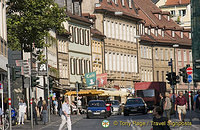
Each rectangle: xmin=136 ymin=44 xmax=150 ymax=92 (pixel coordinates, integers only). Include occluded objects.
xmin=188 ymin=83 xmax=192 ymax=122
xmin=30 ymin=45 xmax=33 ymax=129
xmin=170 ymin=58 xmax=175 ymax=117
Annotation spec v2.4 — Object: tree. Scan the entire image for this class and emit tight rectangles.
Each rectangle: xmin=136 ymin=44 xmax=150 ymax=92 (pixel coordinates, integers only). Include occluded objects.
xmin=7 ymin=0 xmax=67 ymax=51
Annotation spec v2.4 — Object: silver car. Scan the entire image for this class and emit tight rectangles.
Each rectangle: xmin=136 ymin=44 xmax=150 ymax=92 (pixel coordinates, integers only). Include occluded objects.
xmin=107 ymin=100 xmax=122 ymax=115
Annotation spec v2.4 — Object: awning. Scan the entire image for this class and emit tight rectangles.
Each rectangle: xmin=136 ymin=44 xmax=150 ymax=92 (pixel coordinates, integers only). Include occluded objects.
xmin=65 ymin=90 xmax=104 ymax=96
xmin=99 ymin=90 xmax=129 ymax=97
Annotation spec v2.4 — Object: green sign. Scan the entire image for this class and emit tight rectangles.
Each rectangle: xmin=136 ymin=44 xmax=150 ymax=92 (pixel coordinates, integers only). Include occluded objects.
xmin=85 ymin=72 xmax=96 ymax=87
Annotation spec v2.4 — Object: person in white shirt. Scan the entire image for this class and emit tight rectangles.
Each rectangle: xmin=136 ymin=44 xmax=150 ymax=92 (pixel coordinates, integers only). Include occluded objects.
xmin=59 ymin=97 xmax=71 ymax=130
xmin=18 ymin=98 xmax=27 ymax=125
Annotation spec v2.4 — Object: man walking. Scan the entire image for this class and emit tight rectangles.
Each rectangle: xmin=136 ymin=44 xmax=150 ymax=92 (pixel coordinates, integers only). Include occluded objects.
xmin=38 ymin=97 xmax=43 ymax=120
xmin=175 ymin=91 xmax=187 ymax=122
xmin=32 ymin=98 xmax=38 ymax=125
xmin=18 ymin=98 xmax=27 ymax=125
xmin=59 ymin=97 xmax=71 ymax=130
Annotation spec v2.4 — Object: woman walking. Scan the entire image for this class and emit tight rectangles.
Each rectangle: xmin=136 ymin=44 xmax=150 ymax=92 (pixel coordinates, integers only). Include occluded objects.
xmin=41 ymin=100 xmax=48 ymax=125
xmin=18 ymin=98 xmax=27 ymax=125
xmin=164 ymin=92 xmax=171 ymax=121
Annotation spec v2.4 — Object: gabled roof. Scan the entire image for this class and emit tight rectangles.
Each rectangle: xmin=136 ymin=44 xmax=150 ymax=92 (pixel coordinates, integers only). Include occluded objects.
xmin=95 ymin=0 xmax=142 ymax=21
xmin=66 ymin=12 xmax=93 ymax=25
xmin=165 ymin=0 xmax=190 ymax=6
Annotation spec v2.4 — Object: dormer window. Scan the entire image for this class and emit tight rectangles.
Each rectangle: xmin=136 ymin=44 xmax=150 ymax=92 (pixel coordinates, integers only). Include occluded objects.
xmin=181 ymin=32 xmax=183 ymax=38
xmin=172 ymin=31 xmax=175 ymax=37
xmin=122 ymin=0 xmax=125 ymax=6
xmin=162 ymin=30 xmax=164 ymax=37
xmin=148 ymin=29 xmax=150 ymax=35
xmin=155 ymin=30 xmax=158 ymax=37
xmin=129 ymin=0 xmax=132 ymax=8
xmin=158 ymin=14 xmax=161 ymax=20
xmin=112 ymin=0 xmax=117 ymax=4
xmin=168 ymin=16 xmax=170 ymax=21
xmin=189 ymin=33 xmax=191 ymax=39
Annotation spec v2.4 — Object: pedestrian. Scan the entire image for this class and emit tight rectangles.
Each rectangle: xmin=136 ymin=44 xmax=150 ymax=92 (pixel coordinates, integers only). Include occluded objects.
xmin=53 ymin=99 xmax=58 ymax=115
xmin=194 ymin=91 xmax=200 ymax=120
xmin=175 ymin=91 xmax=187 ymax=122
xmin=58 ymin=97 xmax=71 ymax=130
xmin=77 ymin=97 xmax=82 ymax=115
xmin=152 ymin=106 xmax=170 ymax=130
xmin=18 ymin=98 xmax=27 ymax=125
xmin=58 ymin=97 xmax=62 ymax=116
xmin=32 ymin=98 xmax=38 ymax=125
xmin=40 ymin=100 xmax=48 ymax=125
xmin=184 ymin=91 xmax=189 ymax=110
xmin=163 ymin=92 xmax=171 ymax=121
xmin=193 ymin=90 xmax=200 ymax=110
xmin=38 ymin=97 xmax=43 ymax=120
xmin=159 ymin=93 xmax=165 ymax=113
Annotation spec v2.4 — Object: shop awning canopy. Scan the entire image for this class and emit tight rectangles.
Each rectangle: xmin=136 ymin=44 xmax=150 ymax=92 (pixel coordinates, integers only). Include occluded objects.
xmin=65 ymin=89 xmax=104 ymax=96
xmin=99 ymin=90 xmax=129 ymax=97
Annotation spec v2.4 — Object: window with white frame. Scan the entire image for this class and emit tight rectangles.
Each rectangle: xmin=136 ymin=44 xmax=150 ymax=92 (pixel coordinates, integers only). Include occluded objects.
xmin=76 ymin=59 xmax=79 ymax=75
xmin=155 ymin=29 xmax=158 ymax=37
xmin=148 ymin=29 xmax=150 ymax=35
xmin=161 ymin=49 xmax=164 ymax=60
xmin=113 ymin=53 xmax=116 ymax=71
xmin=107 ymin=21 xmax=111 ymax=38
xmin=130 ymin=26 xmax=133 ymax=42
xmin=189 ymin=33 xmax=191 ymax=39
xmin=105 ymin=52 xmax=108 ymax=70
xmin=122 ymin=0 xmax=125 ymax=6
xmin=133 ymin=27 xmax=136 ymax=42
xmin=189 ymin=51 xmax=192 ymax=62
xmin=117 ymin=53 xmax=120 ymax=71
xmin=178 ymin=50 xmax=181 ymax=61
xmin=144 ymin=47 xmax=146 ymax=58
xmin=142 ymin=70 xmax=144 ymax=81
xmin=109 ymin=52 xmax=112 ymax=71
xmin=148 ymin=71 xmax=150 ymax=81
xmin=82 ymin=59 xmax=85 ymax=74
xmin=69 ymin=26 xmax=73 ymax=42
xmin=119 ymin=23 xmax=122 ymax=40
xmin=145 ymin=70 xmax=147 ymax=81
xmin=184 ymin=51 xmax=187 ymax=61
xmin=115 ymin=22 xmax=119 ymax=39
xmin=123 ymin=24 xmax=126 ymax=41
xmin=162 ymin=30 xmax=164 ymax=37
xmin=170 ymin=49 xmax=173 ymax=59
xmin=131 ymin=56 xmax=134 ymax=72
xmin=146 ymin=47 xmax=149 ymax=59
xmin=128 ymin=55 xmax=131 ymax=72
xmin=135 ymin=56 xmax=138 ymax=73
xmin=103 ymin=20 xmax=107 ymax=36
xmin=168 ymin=16 xmax=170 ymax=21
xmin=181 ymin=32 xmax=183 ymax=38
xmin=172 ymin=31 xmax=175 ymax=37
xmin=165 ymin=49 xmax=168 ymax=60
xmin=121 ymin=54 xmax=124 ymax=72
xmin=112 ymin=22 xmax=115 ymax=38
xmin=70 ymin=58 xmax=75 ymax=75
xmin=129 ymin=0 xmax=132 ymax=8
xmin=149 ymin=48 xmax=152 ymax=59
xmin=127 ymin=25 xmax=130 ymax=41
xmin=155 ymin=48 xmax=158 ymax=59
xmin=158 ymin=14 xmax=161 ymax=20
xmin=124 ymin=55 xmax=127 ymax=72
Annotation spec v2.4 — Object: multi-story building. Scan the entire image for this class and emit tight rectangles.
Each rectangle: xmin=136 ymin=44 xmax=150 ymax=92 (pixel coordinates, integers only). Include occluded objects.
xmin=82 ymin=0 xmax=141 ymax=89
xmin=0 ymin=0 xmax=8 ymax=89
xmin=134 ymin=0 xmax=195 ymax=91
xmin=153 ymin=0 xmax=191 ymax=28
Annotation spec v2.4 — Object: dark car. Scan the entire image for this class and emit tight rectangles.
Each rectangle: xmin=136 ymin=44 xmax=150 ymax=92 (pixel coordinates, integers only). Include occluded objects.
xmin=87 ymin=100 xmax=107 ymax=119
xmin=124 ymin=98 xmax=148 ymax=116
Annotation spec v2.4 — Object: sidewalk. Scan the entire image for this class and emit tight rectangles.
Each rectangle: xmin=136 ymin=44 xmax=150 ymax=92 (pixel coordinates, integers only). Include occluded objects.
xmin=12 ymin=114 xmax=85 ymax=130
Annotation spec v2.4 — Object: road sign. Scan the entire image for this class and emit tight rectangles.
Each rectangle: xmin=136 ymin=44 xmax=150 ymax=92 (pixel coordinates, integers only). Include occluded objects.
xmin=186 ymin=67 xmax=193 ymax=75
xmin=85 ymin=72 xmax=96 ymax=87
xmin=38 ymin=63 xmax=47 ymax=76
xmin=188 ymin=75 xmax=192 ymax=83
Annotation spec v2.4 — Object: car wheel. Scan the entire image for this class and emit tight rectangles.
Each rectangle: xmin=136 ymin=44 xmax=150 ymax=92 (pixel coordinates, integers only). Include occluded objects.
xmin=124 ymin=111 xmax=129 ymax=116
xmin=143 ymin=109 xmax=147 ymax=114
xmin=87 ymin=114 xmax=90 ymax=119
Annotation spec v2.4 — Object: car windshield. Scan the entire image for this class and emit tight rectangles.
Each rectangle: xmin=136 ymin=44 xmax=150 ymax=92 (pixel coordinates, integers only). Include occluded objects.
xmin=136 ymin=89 xmax=155 ymax=97
xmin=107 ymin=101 xmax=119 ymax=105
xmin=126 ymin=99 xmax=144 ymax=105
xmin=88 ymin=101 xmax=105 ymax=107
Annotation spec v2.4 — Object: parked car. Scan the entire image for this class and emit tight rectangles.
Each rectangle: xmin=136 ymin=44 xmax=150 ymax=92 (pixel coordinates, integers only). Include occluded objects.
xmin=106 ymin=100 xmax=122 ymax=115
xmin=124 ymin=98 xmax=148 ymax=116
xmin=87 ymin=100 xmax=107 ymax=119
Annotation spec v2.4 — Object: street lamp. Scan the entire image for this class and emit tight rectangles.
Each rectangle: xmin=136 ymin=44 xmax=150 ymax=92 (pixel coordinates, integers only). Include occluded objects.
xmin=173 ymin=44 xmax=179 ymax=94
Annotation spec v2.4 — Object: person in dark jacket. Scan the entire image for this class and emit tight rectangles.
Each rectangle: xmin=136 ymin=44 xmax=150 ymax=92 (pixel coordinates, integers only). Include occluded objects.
xmin=40 ymin=100 xmax=48 ymax=125
xmin=32 ymin=98 xmax=38 ymax=125
xmin=58 ymin=97 xmax=63 ymax=116
xmin=159 ymin=93 xmax=165 ymax=113
xmin=152 ymin=106 xmax=170 ymax=130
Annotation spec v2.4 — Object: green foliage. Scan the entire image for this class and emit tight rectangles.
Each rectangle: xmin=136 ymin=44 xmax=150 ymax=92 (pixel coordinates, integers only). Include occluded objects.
xmin=7 ymin=0 xmax=67 ymax=51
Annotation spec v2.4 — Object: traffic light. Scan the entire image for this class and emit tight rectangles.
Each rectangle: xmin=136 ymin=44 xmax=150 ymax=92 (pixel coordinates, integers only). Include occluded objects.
xmin=31 ymin=76 xmax=39 ymax=87
xmin=179 ymin=65 xmax=190 ymax=83
xmin=49 ymin=77 xmax=54 ymax=90
xmin=12 ymin=66 xmax=21 ymax=80
xmin=166 ymin=72 xmax=179 ymax=85
xmin=166 ymin=72 xmax=172 ymax=84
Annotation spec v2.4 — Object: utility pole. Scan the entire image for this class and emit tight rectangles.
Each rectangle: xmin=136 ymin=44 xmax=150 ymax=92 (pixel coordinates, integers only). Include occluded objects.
xmin=30 ymin=44 xmax=33 ymax=129
xmin=6 ymin=65 xmax=12 ymax=130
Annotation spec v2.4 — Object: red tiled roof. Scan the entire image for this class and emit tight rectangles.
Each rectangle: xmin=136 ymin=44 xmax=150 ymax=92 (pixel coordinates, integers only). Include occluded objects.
xmin=165 ymin=0 xmax=190 ymax=6
xmin=66 ymin=12 xmax=93 ymax=25
xmin=95 ymin=0 xmax=142 ymax=21
xmin=91 ymin=28 xmax=105 ymax=38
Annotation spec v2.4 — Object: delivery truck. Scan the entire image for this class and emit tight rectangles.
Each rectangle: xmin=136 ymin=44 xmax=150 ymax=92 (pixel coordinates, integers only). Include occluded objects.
xmin=134 ymin=82 xmax=166 ymax=109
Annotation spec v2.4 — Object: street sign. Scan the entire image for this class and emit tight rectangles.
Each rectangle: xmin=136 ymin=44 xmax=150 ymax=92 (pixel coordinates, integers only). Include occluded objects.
xmin=97 ymin=73 xmax=107 ymax=87
xmin=85 ymin=72 xmax=96 ymax=87
xmin=186 ymin=67 xmax=193 ymax=75
xmin=188 ymin=75 xmax=192 ymax=83
xmin=38 ymin=63 xmax=47 ymax=76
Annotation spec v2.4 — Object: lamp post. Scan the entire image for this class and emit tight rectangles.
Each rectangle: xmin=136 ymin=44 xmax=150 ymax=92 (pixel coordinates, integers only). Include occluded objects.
xmin=173 ymin=44 xmax=179 ymax=94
